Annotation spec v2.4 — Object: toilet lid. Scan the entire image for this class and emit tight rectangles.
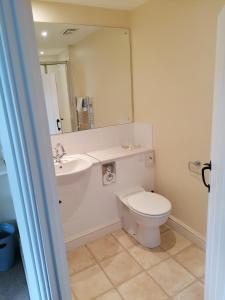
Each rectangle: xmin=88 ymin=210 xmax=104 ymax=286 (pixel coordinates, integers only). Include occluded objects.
xmin=127 ymin=191 xmax=171 ymax=216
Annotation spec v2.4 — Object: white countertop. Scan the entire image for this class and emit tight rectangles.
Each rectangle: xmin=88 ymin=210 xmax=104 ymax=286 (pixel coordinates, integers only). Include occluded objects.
xmin=87 ymin=146 xmax=153 ymax=163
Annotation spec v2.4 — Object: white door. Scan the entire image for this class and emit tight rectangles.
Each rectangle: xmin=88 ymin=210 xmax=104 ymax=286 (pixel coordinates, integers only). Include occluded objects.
xmin=47 ymin=64 xmax=72 ymax=133
xmin=0 ymin=1 xmax=71 ymax=299
xmin=41 ymin=71 xmax=62 ymax=134
xmin=205 ymin=6 xmax=225 ymax=300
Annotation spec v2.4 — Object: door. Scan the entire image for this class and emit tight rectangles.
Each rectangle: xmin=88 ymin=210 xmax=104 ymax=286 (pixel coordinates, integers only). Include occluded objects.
xmin=0 ymin=1 xmax=71 ymax=299
xmin=41 ymin=70 xmax=62 ymax=134
xmin=205 ymin=6 xmax=225 ymax=300
xmin=47 ymin=64 xmax=72 ymax=133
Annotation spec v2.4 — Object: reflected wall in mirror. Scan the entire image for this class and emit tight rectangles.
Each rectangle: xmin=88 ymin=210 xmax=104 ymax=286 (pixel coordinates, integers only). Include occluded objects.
xmin=35 ymin=22 xmax=133 ymax=135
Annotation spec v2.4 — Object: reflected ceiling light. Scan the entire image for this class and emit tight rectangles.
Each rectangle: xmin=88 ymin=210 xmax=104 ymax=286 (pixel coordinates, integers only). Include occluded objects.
xmin=41 ymin=31 xmax=48 ymax=37
xmin=40 ymin=51 xmax=44 ymax=55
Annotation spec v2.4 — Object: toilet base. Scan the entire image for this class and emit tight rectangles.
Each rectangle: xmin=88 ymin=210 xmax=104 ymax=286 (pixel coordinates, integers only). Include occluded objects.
xmin=136 ymin=225 xmax=160 ymax=248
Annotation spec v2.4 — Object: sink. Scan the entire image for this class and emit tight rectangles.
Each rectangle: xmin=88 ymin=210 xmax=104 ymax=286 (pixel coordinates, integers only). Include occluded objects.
xmin=54 ymin=155 xmax=93 ymax=182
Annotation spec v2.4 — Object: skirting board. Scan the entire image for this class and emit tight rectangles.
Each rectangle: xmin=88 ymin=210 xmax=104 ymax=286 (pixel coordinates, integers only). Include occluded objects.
xmin=65 ymin=216 xmax=205 ymax=251
xmin=167 ymin=215 xmax=206 ymax=250
xmin=65 ymin=220 xmax=122 ymax=251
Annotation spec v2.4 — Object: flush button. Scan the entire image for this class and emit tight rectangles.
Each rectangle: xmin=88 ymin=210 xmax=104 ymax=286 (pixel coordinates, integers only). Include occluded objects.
xmin=145 ymin=152 xmax=154 ymax=167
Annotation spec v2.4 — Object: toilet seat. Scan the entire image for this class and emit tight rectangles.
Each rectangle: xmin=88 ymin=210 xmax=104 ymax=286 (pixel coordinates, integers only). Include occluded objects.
xmin=126 ymin=191 xmax=171 ymax=216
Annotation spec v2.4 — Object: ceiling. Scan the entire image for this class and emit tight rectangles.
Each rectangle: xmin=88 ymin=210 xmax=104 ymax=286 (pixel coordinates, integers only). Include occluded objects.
xmin=38 ymin=0 xmax=148 ymax=11
xmin=35 ymin=22 xmax=99 ymax=56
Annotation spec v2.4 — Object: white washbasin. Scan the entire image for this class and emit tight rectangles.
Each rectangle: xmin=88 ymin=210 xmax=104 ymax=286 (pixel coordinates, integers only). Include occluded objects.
xmin=54 ymin=155 xmax=93 ymax=180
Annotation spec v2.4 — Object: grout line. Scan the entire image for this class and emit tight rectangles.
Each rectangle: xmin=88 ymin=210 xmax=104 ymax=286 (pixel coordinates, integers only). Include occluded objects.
xmin=86 ymin=235 xmax=125 ymax=263
xmin=172 ymin=255 xmax=204 ymax=282
xmin=113 ymin=230 xmax=204 ymax=298
xmin=159 ymin=228 xmax=194 ymax=253
xmin=170 ymin=244 xmax=205 ymax=281
xmin=68 ymin=229 xmax=204 ymax=300
xmin=95 ymin=233 xmax=144 ymax=298
xmin=109 ymin=232 xmax=171 ymax=299
xmin=171 ymin=279 xmax=200 ymax=298
xmin=67 ymin=246 xmax=97 ymax=277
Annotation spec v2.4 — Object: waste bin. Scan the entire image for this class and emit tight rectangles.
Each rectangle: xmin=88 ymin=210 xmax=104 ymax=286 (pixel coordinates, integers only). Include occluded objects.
xmin=0 ymin=223 xmax=16 ymax=271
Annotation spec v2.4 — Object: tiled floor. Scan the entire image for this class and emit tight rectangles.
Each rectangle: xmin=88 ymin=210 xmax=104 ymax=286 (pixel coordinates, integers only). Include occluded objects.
xmin=67 ymin=227 xmax=205 ymax=300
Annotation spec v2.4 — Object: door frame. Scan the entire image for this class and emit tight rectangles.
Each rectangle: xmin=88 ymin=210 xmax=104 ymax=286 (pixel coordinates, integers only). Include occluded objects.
xmin=205 ymin=5 xmax=225 ymax=300
xmin=0 ymin=0 xmax=71 ymax=299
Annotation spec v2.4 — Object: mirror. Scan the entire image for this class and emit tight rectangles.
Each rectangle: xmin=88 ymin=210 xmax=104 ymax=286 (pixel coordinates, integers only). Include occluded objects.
xmin=35 ymin=22 xmax=133 ymax=135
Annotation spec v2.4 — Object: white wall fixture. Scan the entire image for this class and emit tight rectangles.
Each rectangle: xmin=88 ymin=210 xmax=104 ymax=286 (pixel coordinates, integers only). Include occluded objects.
xmin=102 ymin=162 xmax=116 ymax=185
xmin=0 ymin=1 xmax=71 ymax=299
xmin=58 ymin=147 xmax=154 ymax=248
xmin=51 ymin=122 xmax=153 ymax=247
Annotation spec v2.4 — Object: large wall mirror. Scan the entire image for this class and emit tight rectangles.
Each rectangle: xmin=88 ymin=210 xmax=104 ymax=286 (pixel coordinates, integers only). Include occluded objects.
xmin=35 ymin=22 xmax=133 ymax=135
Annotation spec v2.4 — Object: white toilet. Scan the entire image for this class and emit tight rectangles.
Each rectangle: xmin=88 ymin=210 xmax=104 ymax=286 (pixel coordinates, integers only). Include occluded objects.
xmin=117 ymin=187 xmax=171 ymax=248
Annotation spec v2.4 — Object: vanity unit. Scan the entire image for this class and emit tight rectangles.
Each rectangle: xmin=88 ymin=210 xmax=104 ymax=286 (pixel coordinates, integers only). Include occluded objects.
xmin=55 ymin=142 xmax=154 ymax=249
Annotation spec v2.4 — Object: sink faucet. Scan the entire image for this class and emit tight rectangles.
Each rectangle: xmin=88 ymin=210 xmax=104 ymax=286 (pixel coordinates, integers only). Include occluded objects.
xmin=53 ymin=143 xmax=66 ymax=166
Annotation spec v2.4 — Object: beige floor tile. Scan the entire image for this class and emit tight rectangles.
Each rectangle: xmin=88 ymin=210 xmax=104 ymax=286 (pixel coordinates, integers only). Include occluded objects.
xmin=175 ymin=246 xmax=205 ymax=278
xmin=67 ymin=246 xmax=95 ymax=275
xmin=100 ymin=251 xmax=142 ymax=285
xmin=160 ymin=224 xmax=169 ymax=233
xmin=71 ymin=265 xmax=112 ymax=300
xmin=95 ymin=289 xmax=122 ymax=300
xmin=148 ymin=258 xmax=195 ymax=296
xmin=118 ymin=272 xmax=168 ymax=300
xmin=160 ymin=230 xmax=192 ymax=255
xmin=174 ymin=281 xmax=204 ymax=300
xmin=87 ymin=235 xmax=123 ymax=261
xmin=128 ymin=244 xmax=169 ymax=270
xmin=112 ymin=229 xmax=137 ymax=249
xmin=71 ymin=292 xmax=76 ymax=300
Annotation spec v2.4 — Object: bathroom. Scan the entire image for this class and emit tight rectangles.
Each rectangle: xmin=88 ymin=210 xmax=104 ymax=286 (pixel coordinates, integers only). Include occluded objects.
xmin=0 ymin=0 xmax=225 ymax=299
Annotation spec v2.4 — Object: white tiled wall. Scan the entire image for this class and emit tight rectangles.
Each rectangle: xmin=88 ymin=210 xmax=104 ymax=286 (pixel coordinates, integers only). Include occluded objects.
xmin=51 ymin=123 xmax=153 ymax=155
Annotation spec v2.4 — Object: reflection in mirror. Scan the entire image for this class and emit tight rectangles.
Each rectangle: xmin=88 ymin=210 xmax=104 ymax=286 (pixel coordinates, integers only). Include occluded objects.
xmin=35 ymin=22 xmax=133 ymax=135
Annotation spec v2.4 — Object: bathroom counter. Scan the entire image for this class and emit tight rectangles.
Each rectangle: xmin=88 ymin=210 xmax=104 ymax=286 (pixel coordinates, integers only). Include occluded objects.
xmin=87 ymin=146 xmax=153 ymax=163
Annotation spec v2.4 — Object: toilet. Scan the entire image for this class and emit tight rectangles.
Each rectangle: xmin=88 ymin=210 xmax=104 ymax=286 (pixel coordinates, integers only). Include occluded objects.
xmin=117 ymin=187 xmax=171 ymax=248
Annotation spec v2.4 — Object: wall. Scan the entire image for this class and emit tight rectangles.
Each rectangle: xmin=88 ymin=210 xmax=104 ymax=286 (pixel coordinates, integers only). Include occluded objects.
xmin=69 ymin=27 xmax=132 ymax=128
xmin=32 ymin=1 xmax=130 ymax=28
xmin=131 ymin=0 xmax=225 ymax=236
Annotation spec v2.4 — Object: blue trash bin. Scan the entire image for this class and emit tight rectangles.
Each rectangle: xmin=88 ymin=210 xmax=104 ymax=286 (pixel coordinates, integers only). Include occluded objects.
xmin=0 ymin=223 xmax=16 ymax=271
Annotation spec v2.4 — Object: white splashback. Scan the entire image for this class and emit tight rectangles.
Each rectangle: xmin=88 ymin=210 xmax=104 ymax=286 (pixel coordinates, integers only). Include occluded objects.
xmin=51 ymin=123 xmax=153 ymax=154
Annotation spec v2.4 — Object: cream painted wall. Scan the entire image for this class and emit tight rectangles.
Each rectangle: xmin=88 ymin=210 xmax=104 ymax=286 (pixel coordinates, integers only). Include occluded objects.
xmin=131 ymin=0 xmax=225 ymax=236
xmin=69 ymin=28 xmax=132 ymax=128
xmin=32 ymin=0 xmax=225 ymax=237
xmin=32 ymin=1 xmax=130 ymax=28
